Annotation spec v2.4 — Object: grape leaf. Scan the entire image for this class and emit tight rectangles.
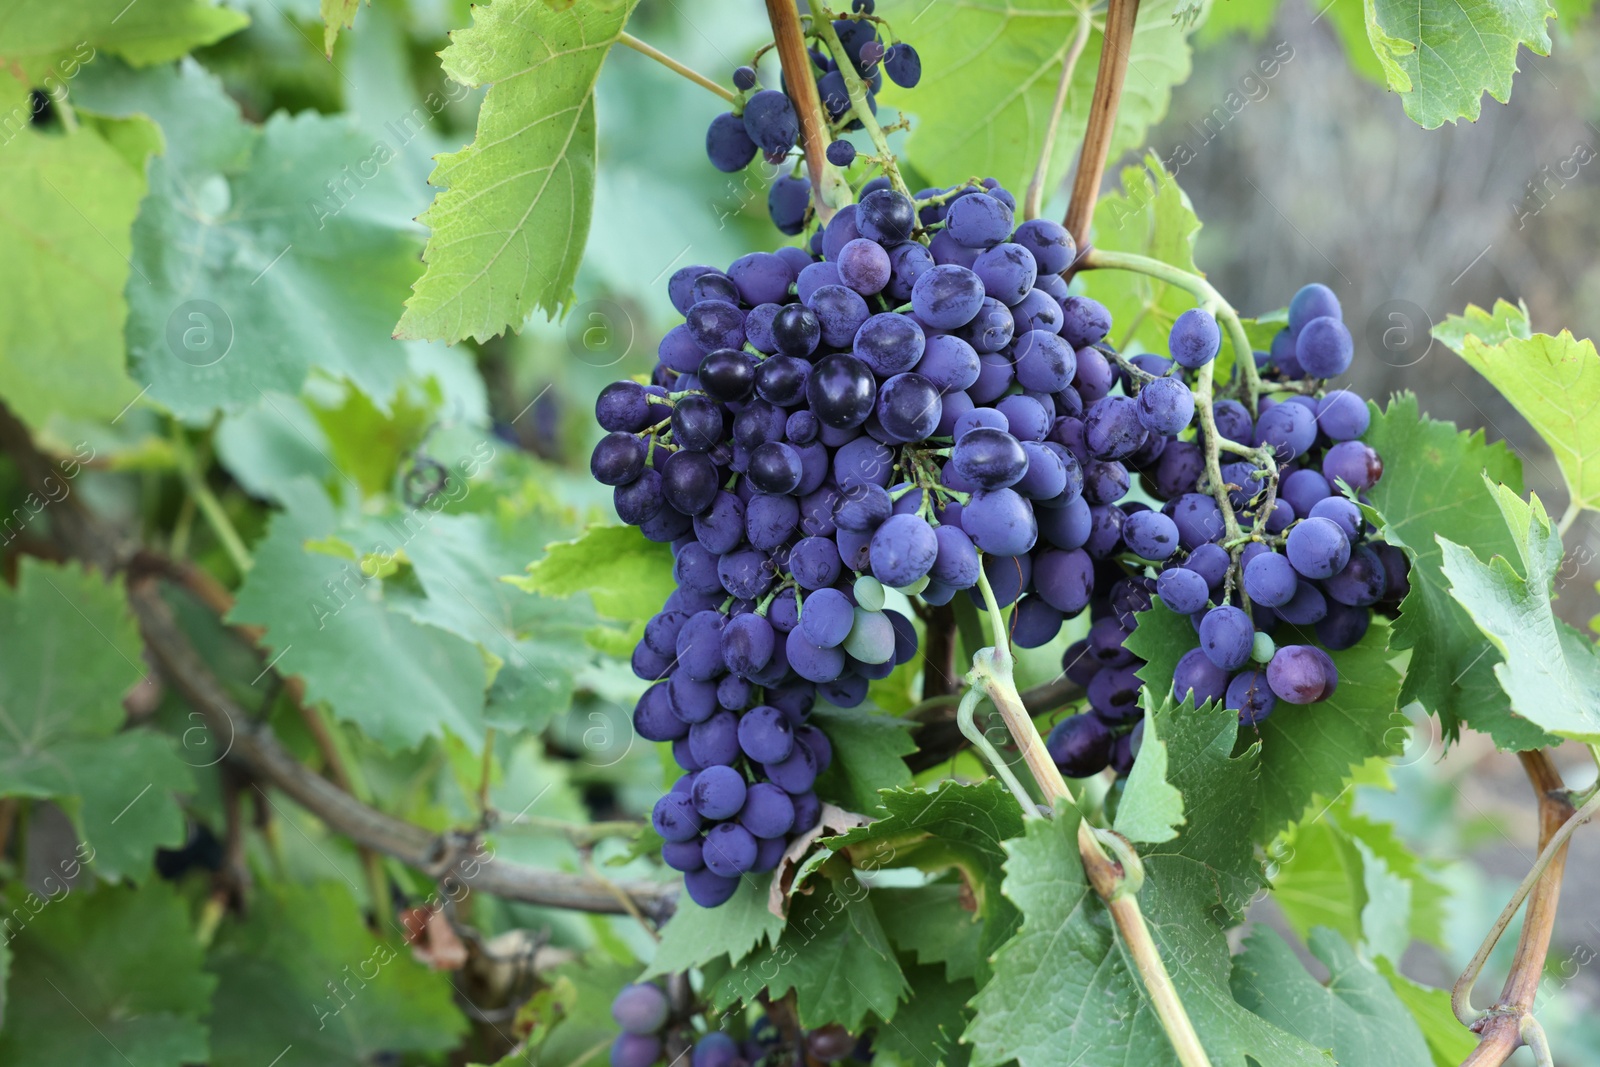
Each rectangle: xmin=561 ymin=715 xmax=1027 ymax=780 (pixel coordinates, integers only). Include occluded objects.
xmin=1113 ymin=692 xmax=1183 ymax=845
xmin=228 ymin=480 xmax=491 ymax=751
xmin=828 ymin=779 xmax=1024 ymax=978
xmin=1375 ymin=959 xmax=1478 ymax=1067
xmin=871 ymin=963 xmax=975 ymax=1067
xmin=1092 ymin=155 xmax=1204 ymax=354
xmin=0 ymin=559 xmax=193 ymax=880
xmin=207 ymin=881 xmax=464 ymax=1067
xmin=1362 ymin=394 xmax=1541 ymax=748
xmin=966 ymin=702 xmax=1332 ymax=1067
xmin=1366 ymin=0 xmax=1555 ymax=128
xmin=0 ymin=882 xmax=213 ymax=1066
xmin=872 ymin=882 xmax=986 ymax=983
xmin=711 ymin=871 xmax=907 ymax=1031
xmin=809 ymin=703 xmax=916 ymax=815
xmin=1272 ymin=793 xmax=1449 ymax=957
xmin=1230 ymin=927 xmax=1431 ymax=1064
xmin=384 ymin=510 xmax=596 ymax=732
xmin=1440 ymin=483 xmax=1600 ymax=741
xmin=513 ymin=523 xmax=675 ymax=631
xmin=321 ymin=0 xmax=363 ymax=54
xmin=1435 ymin=300 xmax=1600 ymax=517
xmin=395 ymin=0 xmax=641 ymax=343
xmin=75 ymin=59 xmax=421 ymax=418
xmin=0 ymin=0 xmax=247 ymax=80
xmin=881 ymin=0 xmax=1196 ymax=197
xmin=0 ymin=87 xmax=147 ymax=429
xmin=643 ymin=879 xmax=786 ymax=978
xmin=1124 ymin=602 xmax=1405 ymax=839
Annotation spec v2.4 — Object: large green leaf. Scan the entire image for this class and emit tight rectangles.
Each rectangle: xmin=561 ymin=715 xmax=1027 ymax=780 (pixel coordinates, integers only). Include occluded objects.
xmin=512 ymin=523 xmax=675 ymax=630
xmin=1375 ymin=959 xmax=1479 ymax=1067
xmin=1440 ymin=482 xmax=1600 ymax=740
xmin=1436 ymin=300 xmax=1600 ymax=517
xmin=880 ymin=0 xmax=1196 ymax=196
xmin=712 ymin=872 xmax=908 ymax=1032
xmin=1363 ymin=394 xmax=1540 ymax=747
xmin=0 ymin=559 xmax=192 ymax=880
xmin=228 ymin=481 xmax=491 ymax=751
xmin=0 ymin=87 xmax=148 ymax=428
xmin=395 ymin=0 xmax=641 ymax=342
xmin=1231 ymin=927 xmax=1431 ymax=1065
xmin=644 ymin=879 xmax=786 ymax=978
xmin=1366 ymin=0 xmax=1554 ymax=128
xmin=0 ymin=0 xmax=246 ymax=80
xmin=873 ymin=882 xmax=987 ymax=983
xmin=1124 ymin=601 xmax=1405 ymax=839
xmin=965 ymin=702 xmax=1331 ymax=1067
xmin=75 ymin=59 xmax=421 ymax=419
xmin=809 ymin=703 xmax=916 ymax=815
xmin=0 ymin=882 xmax=213 ymax=1066
xmin=1091 ymin=156 xmax=1204 ymax=357
xmin=871 ymin=963 xmax=974 ymax=1067
xmin=207 ymin=882 xmax=464 ymax=1067
xmin=829 ymin=779 xmax=1025 ymax=978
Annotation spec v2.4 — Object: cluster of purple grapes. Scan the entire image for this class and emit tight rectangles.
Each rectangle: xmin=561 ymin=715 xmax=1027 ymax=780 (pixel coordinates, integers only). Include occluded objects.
xmin=594 ymin=178 xmax=1086 ymax=906
xmin=703 ymin=1 xmax=920 ymax=233
xmin=1044 ymin=284 xmax=1409 ymax=779
xmin=610 ymin=982 xmax=871 ymax=1067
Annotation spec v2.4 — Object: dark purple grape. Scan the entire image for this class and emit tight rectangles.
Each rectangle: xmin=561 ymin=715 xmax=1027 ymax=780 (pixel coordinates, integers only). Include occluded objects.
xmin=767 ymin=174 xmax=811 ymax=235
xmin=957 ymin=297 xmax=1016 ymax=353
xmin=1012 ymin=217 xmax=1075 ymax=274
xmin=691 ymin=764 xmax=748 ymax=819
xmin=1033 ymin=547 xmax=1093 ymax=613
xmin=748 ymin=442 xmax=803 ymax=494
xmin=884 ymin=41 xmax=921 ymax=87
xmin=1323 ymin=544 xmax=1387 ymax=606
xmin=1243 ymin=551 xmax=1297 ymax=607
xmin=945 ymin=192 xmax=1013 ymax=249
xmin=1011 ymin=288 xmax=1063 ymax=334
xmin=1173 ymin=647 xmax=1228 ymax=706
xmin=739 ymin=780 xmax=796 ymax=838
xmin=1156 ymin=566 xmax=1209 ymax=614
xmin=1060 ymin=297 xmax=1111 ymax=348
xmin=742 ymin=89 xmax=799 ymax=154
xmin=870 ymin=513 xmax=938 ymax=587
xmin=1227 ymin=670 xmax=1276 ymax=725
xmin=1046 ymin=714 xmax=1113 ymax=777
xmin=807 ymin=284 xmax=871 ymax=347
xmin=1169 ymin=308 xmax=1220 ymax=369
xmin=1289 ymin=283 xmax=1341 ymax=332
xmin=1199 ymin=605 xmax=1254 ymax=670
xmin=912 ymin=264 xmax=986 ymax=328
xmin=670 ymin=395 xmax=723 ymax=452
xmin=1254 ymin=400 xmax=1317 ymax=460
xmin=875 ymin=372 xmax=942 ymax=442
xmin=805 ymin=353 xmax=876 ymax=429
xmin=1083 ymin=396 xmax=1145 ymax=460
xmin=615 ymin=469 xmax=665 ymax=525
xmin=771 ymin=303 xmax=821 ymax=358
xmin=1322 ymin=440 xmax=1384 ymax=490
xmin=652 ymin=793 xmax=702 ymax=842
xmin=952 ymin=427 xmax=1028 ymax=489
xmin=885 ymin=240 xmax=934 ymax=302
xmin=962 ymin=488 xmax=1037 ymax=555
xmin=858 ymin=188 xmax=916 ymax=243
xmin=972 ymin=242 xmax=1038 ymax=306
xmin=591 ymin=432 xmax=646 ymax=486
xmin=826 ymin=138 xmax=857 ymax=166
xmin=685 ymin=300 xmax=745 ymax=352
xmin=853 ymin=312 xmax=925 ymax=376
xmin=1135 ymin=376 xmax=1194 ymax=436
xmin=837 ymin=237 xmax=891 ymax=295
xmin=1286 ymin=516 xmax=1351 ymax=579
xmin=1316 ymin=389 xmax=1370 ymax=440
xmin=1266 ymin=645 xmax=1336 ymax=704
xmin=1013 ymin=330 xmax=1076 ymax=393
xmin=698 ymin=349 xmax=756 ymax=402
xmin=612 ymin=1033 xmax=663 ymax=1067
xmin=1123 ymin=510 xmax=1180 ymax=560
xmin=683 ymin=867 xmax=739 ymax=907
xmin=706 ymin=112 xmax=758 ymax=172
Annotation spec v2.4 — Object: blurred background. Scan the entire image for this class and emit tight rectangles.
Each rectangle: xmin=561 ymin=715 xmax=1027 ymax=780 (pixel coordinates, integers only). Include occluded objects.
xmin=91 ymin=0 xmax=1600 ymax=1060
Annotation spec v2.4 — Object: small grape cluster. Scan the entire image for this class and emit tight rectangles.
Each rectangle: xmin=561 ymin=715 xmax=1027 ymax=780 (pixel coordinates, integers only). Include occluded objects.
xmin=610 ymin=982 xmax=872 ymax=1067
xmin=704 ymin=2 xmax=920 ymax=234
xmin=1044 ymin=284 xmax=1409 ymax=779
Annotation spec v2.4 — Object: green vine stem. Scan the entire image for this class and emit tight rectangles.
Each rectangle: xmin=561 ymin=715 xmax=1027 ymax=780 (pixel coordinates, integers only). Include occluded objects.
xmin=1077 ymin=822 xmax=1213 ymax=1067
xmin=616 ymin=33 xmax=738 ymax=103
xmin=1081 ymin=247 xmax=1263 ymax=410
xmin=968 ymin=569 xmax=1213 ymax=1067
xmin=170 ymin=429 xmax=253 ymax=575
xmin=766 ymin=0 xmax=850 ymax=222
xmin=1452 ymin=784 xmax=1600 ymax=1025
xmin=807 ymin=2 xmax=912 ymax=200
xmin=955 ymin=685 xmax=1041 ymax=816
xmin=1023 ymin=7 xmax=1093 ymax=222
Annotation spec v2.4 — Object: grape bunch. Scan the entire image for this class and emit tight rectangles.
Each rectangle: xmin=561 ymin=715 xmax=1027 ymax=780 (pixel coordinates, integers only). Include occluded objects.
xmin=609 ymin=981 xmax=872 ymax=1067
xmin=702 ymin=5 xmax=921 ymax=234
xmin=1045 ymin=283 xmax=1409 ymax=779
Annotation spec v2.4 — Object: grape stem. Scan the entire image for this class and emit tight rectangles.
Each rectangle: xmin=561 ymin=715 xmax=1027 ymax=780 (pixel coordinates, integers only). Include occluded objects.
xmin=966 ymin=569 xmax=1214 ymax=1066
xmin=1023 ymin=7 xmax=1094 ymax=222
xmin=955 ymin=685 xmax=1042 ymax=817
xmin=765 ymin=0 xmax=850 ymax=222
xmin=170 ymin=428 xmax=253 ymax=576
xmin=1077 ymin=821 xmax=1214 ymax=1067
xmin=807 ymin=2 xmax=912 ymax=200
xmin=1080 ymin=247 xmax=1263 ymax=412
xmin=616 ymin=33 xmax=738 ymax=103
